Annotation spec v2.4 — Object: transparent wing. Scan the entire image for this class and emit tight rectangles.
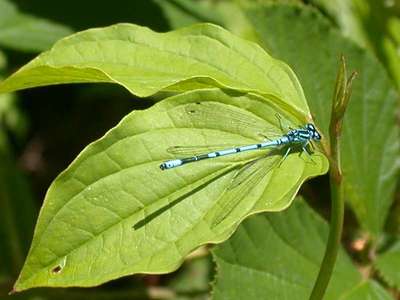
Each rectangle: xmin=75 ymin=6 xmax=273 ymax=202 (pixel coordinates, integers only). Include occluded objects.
xmin=184 ymin=102 xmax=282 ymax=140
xmin=211 ymin=154 xmax=280 ymax=228
xmin=228 ymin=155 xmax=271 ymax=190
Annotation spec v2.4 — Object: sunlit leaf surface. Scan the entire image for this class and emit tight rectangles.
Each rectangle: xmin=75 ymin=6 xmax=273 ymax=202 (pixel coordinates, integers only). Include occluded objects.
xmin=14 ymin=89 xmax=328 ymax=291
xmin=0 ymin=23 xmax=310 ymax=117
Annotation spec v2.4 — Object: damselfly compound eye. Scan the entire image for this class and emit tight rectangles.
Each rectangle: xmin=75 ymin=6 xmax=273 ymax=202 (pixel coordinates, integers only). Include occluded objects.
xmin=314 ymin=131 xmax=321 ymax=140
xmin=306 ymin=123 xmax=315 ymax=131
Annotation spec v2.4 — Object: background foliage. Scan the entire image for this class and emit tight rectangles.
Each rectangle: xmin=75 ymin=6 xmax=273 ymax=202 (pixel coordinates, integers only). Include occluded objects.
xmin=0 ymin=0 xmax=399 ymax=299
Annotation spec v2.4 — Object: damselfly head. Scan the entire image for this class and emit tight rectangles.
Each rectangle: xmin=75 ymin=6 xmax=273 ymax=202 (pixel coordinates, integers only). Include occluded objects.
xmin=306 ymin=123 xmax=321 ymax=141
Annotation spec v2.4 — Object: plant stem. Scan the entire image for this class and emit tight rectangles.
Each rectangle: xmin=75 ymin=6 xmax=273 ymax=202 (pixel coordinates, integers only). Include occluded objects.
xmin=309 ymin=172 xmax=344 ymax=300
xmin=309 ymin=56 xmax=357 ymax=300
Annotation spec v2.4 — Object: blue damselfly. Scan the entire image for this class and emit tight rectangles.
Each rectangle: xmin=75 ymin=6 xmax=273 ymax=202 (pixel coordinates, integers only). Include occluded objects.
xmin=160 ymin=123 xmax=321 ymax=170
xmin=157 ymin=101 xmax=322 ymax=227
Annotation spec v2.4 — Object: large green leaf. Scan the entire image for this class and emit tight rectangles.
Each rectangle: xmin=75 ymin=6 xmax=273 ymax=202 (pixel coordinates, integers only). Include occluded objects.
xmin=245 ymin=3 xmax=399 ymax=236
xmin=0 ymin=23 xmax=310 ymax=118
xmin=13 ymin=89 xmax=328 ymax=291
xmin=0 ymin=0 xmax=72 ymax=52
xmin=212 ymin=199 xmax=392 ymax=300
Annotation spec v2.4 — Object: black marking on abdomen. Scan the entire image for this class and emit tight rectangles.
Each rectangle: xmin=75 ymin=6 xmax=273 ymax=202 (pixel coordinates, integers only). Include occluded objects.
xmin=181 ymin=157 xmax=197 ymax=164
xmin=181 ymin=153 xmax=209 ymax=165
xmin=197 ymin=154 xmax=209 ymax=160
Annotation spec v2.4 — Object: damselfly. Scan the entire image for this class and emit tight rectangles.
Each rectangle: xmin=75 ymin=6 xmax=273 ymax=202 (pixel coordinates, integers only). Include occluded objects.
xmin=160 ymin=123 xmax=321 ymax=170
xmin=157 ymin=101 xmax=322 ymax=227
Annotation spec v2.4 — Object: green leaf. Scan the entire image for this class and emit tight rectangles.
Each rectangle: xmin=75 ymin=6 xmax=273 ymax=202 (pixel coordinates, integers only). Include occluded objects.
xmin=340 ymin=280 xmax=393 ymax=300
xmin=212 ymin=199 xmax=391 ymax=300
xmin=14 ymin=89 xmax=328 ymax=291
xmin=0 ymin=23 xmax=310 ymax=117
xmin=374 ymin=241 xmax=400 ymax=289
xmin=0 ymin=0 xmax=73 ymax=52
xmin=153 ymin=0 xmax=224 ymax=29
xmin=307 ymin=0 xmax=368 ymax=48
xmin=155 ymin=0 xmax=260 ymax=42
xmin=309 ymin=0 xmax=400 ymax=90
xmin=244 ymin=3 xmax=400 ymax=236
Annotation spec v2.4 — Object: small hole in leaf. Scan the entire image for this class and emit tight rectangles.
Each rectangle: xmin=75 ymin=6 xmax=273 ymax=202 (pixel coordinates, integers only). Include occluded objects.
xmin=51 ymin=256 xmax=67 ymax=274
xmin=52 ymin=265 xmax=63 ymax=274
